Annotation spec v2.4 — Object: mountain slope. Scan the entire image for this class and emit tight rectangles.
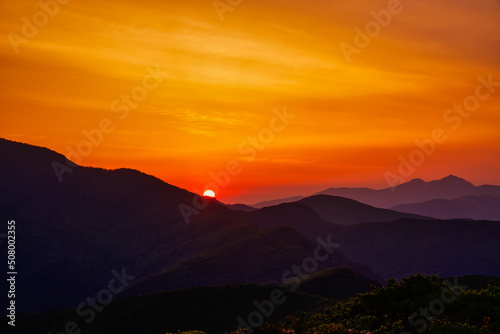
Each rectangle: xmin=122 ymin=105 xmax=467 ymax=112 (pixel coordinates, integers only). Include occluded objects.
xmin=10 ymin=274 xmax=500 ymax=334
xmin=0 ymin=139 xmax=277 ymax=311
xmin=226 ymin=203 xmax=258 ymax=212
xmin=329 ymin=218 xmax=500 ymax=280
xmin=11 ymin=284 xmax=333 ymax=334
xmin=239 ymin=195 xmax=500 ymax=281
xmin=287 ymin=267 xmax=381 ymax=299
xmin=242 ymin=201 xmax=335 ymax=241
xmin=0 ymin=138 xmax=377 ymax=313
xmin=2 ymin=138 xmax=500 ymax=314
xmin=252 ymin=195 xmax=304 ymax=208
xmin=298 ymin=195 xmax=430 ymax=225
xmin=122 ymin=226 xmax=356 ymax=297
xmin=392 ymin=195 xmax=500 ymax=220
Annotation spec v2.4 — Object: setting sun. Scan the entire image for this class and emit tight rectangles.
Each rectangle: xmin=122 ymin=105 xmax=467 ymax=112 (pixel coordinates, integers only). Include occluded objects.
xmin=203 ymin=190 xmax=216 ymax=198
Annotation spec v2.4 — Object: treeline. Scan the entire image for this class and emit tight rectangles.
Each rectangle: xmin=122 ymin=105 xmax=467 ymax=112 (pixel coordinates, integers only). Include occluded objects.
xmin=185 ymin=274 xmax=500 ymax=334
xmin=255 ymin=274 xmax=499 ymax=334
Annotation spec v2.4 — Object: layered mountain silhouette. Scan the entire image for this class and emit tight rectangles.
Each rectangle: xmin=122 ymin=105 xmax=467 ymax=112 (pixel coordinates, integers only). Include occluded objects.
xmin=329 ymin=218 xmax=500 ymax=280
xmin=256 ymin=175 xmax=500 ymax=211
xmin=241 ymin=201 xmax=334 ymax=241
xmin=0 ymin=139 xmax=248 ymax=311
xmin=1 ymin=137 xmax=500 ymax=317
xmin=238 ymin=195 xmax=500 ymax=280
xmin=226 ymin=203 xmax=257 ymax=212
xmin=392 ymin=194 xmax=500 ymax=220
xmin=316 ymin=175 xmax=500 ymax=208
xmin=240 ymin=195 xmax=430 ymax=240
xmin=0 ymin=138 xmax=369 ymax=312
xmin=298 ymin=195 xmax=430 ymax=225
xmin=120 ymin=226 xmax=361 ymax=298
xmin=252 ymin=195 xmax=304 ymax=209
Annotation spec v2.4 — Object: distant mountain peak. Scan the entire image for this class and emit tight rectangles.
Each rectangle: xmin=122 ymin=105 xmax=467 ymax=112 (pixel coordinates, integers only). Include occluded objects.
xmin=438 ymin=174 xmax=475 ymax=186
xmin=313 ymin=174 xmax=495 ymax=208
xmin=441 ymin=174 xmax=466 ymax=181
xmin=395 ymin=175 xmax=474 ymax=190
xmin=410 ymin=177 xmax=425 ymax=182
xmin=405 ymin=178 xmax=425 ymax=185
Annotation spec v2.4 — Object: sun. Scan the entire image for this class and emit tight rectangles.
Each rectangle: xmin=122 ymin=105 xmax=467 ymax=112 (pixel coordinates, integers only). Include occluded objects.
xmin=203 ymin=190 xmax=216 ymax=198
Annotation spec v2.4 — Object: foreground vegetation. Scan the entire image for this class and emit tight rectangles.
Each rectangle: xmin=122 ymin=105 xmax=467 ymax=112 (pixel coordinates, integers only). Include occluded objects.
xmin=234 ymin=274 xmax=500 ymax=334
xmin=9 ymin=274 xmax=500 ymax=334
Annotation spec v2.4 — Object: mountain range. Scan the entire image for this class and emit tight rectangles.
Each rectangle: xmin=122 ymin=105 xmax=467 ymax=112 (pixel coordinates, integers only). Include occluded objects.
xmin=392 ymin=194 xmax=500 ymax=220
xmin=315 ymin=175 xmax=500 ymax=208
xmin=1 ymin=137 xmax=500 ymax=319
xmin=0 ymin=138 xmax=368 ymax=312
xmin=248 ymin=175 xmax=500 ymax=220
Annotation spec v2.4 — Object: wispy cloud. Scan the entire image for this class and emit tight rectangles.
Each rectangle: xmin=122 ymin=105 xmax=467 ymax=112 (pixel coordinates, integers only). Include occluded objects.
xmin=1 ymin=0 xmax=499 ymax=199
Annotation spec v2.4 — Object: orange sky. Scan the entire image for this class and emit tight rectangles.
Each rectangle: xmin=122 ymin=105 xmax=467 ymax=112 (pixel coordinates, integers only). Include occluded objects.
xmin=1 ymin=0 xmax=500 ymax=203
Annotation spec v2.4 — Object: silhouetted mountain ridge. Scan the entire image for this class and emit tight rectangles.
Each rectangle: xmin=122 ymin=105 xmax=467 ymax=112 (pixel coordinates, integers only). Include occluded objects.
xmin=242 ymin=201 xmax=334 ymax=241
xmin=252 ymin=195 xmax=304 ymax=208
xmin=392 ymin=194 xmax=500 ymax=220
xmin=252 ymin=175 xmax=500 ymax=210
xmin=0 ymin=138 xmax=371 ymax=312
xmin=121 ymin=226 xmax=361 ymax=297
xmin=315 ymin=175 xmax=500 ymax=208
xmin=329 ymin=218 xmax=500 ymax=280
xmin=0 ymin=138 xmax=273 ymax=310
xmin=226 ymin=203 xmax=258 ymax=212
xmin=2 ymin=137 xmax=500 ymax=315
xmin=298 ymin=195 xmax=430 ymax=225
